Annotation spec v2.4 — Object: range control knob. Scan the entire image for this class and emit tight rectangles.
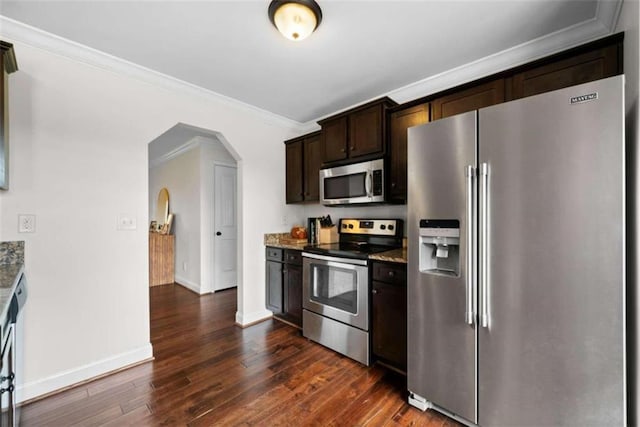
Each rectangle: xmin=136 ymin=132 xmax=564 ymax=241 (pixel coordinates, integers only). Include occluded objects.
xmin=342 ymin=224 xmax=347 ymax=229
xmin=388 ymin=224 xmax=395 ymax=231
xmin=348 ymin=224 xmax=354 ymax=229
xmin=380 ymin=224 xmax=386 ymax=230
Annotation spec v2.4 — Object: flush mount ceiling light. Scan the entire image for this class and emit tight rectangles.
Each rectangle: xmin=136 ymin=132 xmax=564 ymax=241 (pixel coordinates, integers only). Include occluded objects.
xmin=268 ymin=0 xmax=322 ymax=42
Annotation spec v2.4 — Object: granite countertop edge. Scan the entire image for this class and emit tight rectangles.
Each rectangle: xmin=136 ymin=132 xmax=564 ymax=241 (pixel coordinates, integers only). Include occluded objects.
xmin=265 ymin=233 xmax=407 ymax=263
xmin=0 ymin=263 xmax=24 ymax=324
xmin=368 ymin=249 xmax=407 ymax=264
xmin=267 ymin=242 xmax=309 ymax=250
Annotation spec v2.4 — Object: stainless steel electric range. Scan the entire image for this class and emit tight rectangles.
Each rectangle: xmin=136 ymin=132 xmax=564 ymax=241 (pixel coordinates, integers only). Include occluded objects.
xmin=301 ymin=218 xmax=403 ymax=365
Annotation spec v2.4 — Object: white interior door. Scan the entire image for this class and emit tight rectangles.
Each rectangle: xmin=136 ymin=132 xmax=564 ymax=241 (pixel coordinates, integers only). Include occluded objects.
xmin=214 ymin=164 xmax=237 ymax=291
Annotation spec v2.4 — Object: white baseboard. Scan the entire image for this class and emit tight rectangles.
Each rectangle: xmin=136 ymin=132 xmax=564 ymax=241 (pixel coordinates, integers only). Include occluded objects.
xmin=235 ymin=309 xmax=272 ymax=327
xmin=17 ymin=343 xmax=153 ymax=403
xmin=175 ymin=275 xmax=202 ymax=294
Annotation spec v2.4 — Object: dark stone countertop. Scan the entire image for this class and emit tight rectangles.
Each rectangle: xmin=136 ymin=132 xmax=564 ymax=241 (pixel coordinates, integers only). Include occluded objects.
xmin=0 ymin=263 xmax=24 ymax=323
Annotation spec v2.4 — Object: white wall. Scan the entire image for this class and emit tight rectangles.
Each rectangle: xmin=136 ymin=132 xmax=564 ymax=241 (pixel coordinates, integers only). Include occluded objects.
xmin=616 ymin=0 xmax=640 ymax=423
xmin=149 ymin=145 xmax=202 ymax=292
xmin=0 ymin=39 xmax=300 ymax=400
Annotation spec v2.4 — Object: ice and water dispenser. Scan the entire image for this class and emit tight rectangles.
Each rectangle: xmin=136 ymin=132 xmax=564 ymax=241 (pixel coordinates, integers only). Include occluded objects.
xmin=419 ymin=219 xmax=460 ymax=277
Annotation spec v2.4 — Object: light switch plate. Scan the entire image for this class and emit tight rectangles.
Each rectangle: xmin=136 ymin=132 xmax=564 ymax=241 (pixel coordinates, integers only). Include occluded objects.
xmin=18 ymin=214 xmax=36 ymax=233
xmin=117 ymin=214 xmax=137 ymax=231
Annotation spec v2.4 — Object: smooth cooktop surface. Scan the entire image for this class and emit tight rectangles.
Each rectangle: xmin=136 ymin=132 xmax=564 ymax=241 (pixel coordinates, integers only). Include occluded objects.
xmin=304 ymin=242 xmax=400 ymax=260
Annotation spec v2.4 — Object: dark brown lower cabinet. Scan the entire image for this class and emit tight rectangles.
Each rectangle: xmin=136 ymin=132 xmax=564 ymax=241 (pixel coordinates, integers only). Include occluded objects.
xmin=266 ymin=247 xmax=284 ymax=314
xmin=265 ymin=247 xmax=302 ymax=328
xmin=371 ymin=261 xmax=407 ymax=372
xmin=283 ymin=263 xmax=302 ymax=326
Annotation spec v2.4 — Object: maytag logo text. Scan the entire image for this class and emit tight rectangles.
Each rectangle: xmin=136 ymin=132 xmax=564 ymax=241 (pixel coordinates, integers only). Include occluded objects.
xmin=570 ymin=92 xmax=598 ymax=104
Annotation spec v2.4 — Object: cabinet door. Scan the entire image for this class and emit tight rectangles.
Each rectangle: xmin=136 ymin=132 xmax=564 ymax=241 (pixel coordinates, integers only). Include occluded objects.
xmin=303 ymin=134 xmax=322 ymax=201
xmin=266 ymin=260 xmax=283 ymax=314
xmin=322 ymin=117 xmax=348 ymax=163
xmin=372 ymin=280 xmax=407 ymax=371
xmin=284 ymin=264 xmax=303 ymax=327
xmin=388 ymin=103 xmax=429 ymax=202
xmin=432 ymin=79 xmax=505 ymax=120
xmin=349 ymin=105 xmax=383 ymax=158
xmin=510 ymin=44 xmax=620 ymax=100
xmin=285 ymin=140 xmax=304 ymax=204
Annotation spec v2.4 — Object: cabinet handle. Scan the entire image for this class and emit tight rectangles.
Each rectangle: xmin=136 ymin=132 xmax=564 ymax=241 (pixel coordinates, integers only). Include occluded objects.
xmin=391 ymin=182 xmax=396 ymax=188
xmin=350 ymin=146 xmax=355 ymax=151
xmin=372 ymin=289 xmax=378 ymax=294
xmin=341 ymin=148 xmax=346 ymax=153
xmin=388 ymin=271 xmax=395 ymax=277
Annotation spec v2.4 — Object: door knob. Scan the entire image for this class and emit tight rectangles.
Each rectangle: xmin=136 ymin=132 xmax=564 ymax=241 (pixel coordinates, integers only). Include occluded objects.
xmin=216 ymin=231 xmax=222 ymax=236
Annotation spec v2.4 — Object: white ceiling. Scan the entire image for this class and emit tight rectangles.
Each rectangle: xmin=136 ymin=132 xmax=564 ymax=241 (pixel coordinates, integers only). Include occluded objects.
xmin=0 ymin=1 xmax=618 ymax=124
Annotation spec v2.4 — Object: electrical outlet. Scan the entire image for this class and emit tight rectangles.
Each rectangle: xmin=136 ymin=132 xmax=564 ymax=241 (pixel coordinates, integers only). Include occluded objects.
xmin=117 ymin=214 xmax=137 ymax=231
xmin=18 ymin=214 xmax=36 ymax=233
xmin=282 ymin=214 xmax=288 ymax=225
xmin=182 ymin=262 xmax=187 ymax=272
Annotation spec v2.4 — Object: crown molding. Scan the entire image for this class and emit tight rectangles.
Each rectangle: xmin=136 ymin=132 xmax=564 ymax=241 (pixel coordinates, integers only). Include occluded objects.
xmin=303 ymin=0 xmax=623 ymax=126
xmin=0 ymin=16 xmax=306 ymax=131
xmin=149 ymin=136 xmax=202 ymax=169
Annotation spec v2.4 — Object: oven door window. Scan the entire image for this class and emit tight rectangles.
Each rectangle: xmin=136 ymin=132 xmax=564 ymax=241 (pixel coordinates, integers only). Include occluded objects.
xmin=310 ymin=263 xmax=358 ymax=314
xmin=324 ymin=173 xmax=367 ymax=200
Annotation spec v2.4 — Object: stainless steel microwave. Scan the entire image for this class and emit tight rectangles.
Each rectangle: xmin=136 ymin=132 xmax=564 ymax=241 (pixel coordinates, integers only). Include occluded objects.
xmin=320 ymin=158 xmax=384 ymax=205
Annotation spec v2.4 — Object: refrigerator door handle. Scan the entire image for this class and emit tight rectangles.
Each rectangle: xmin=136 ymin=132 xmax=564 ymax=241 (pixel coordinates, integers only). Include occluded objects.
xmin=480 ymin=162 xmax=489 ymax=328
xmin=465 ymin=165 xmax=476 ymax=325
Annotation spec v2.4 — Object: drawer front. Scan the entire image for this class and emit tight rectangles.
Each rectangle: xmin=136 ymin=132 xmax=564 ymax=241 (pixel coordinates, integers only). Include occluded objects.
xmin=266 ymin=247 xmax=283 ymax=262
xmin=284 ymin=249 xmax=302 ymax=266
xmin=372 ymin=262 xmax=406 ymax=285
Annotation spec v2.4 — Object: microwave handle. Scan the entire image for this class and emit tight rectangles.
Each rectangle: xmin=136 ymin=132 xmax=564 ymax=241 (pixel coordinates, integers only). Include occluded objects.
xmin=365 ymin=170 xmax=373 ymax=198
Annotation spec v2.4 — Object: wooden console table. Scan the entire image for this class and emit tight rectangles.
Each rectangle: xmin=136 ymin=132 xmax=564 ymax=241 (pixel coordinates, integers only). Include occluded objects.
xmin=149 ymin=233 xmax=175 ymax=286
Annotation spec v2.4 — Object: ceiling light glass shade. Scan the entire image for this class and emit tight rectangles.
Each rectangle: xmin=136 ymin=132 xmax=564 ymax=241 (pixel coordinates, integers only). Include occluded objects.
xmin=268 ymin=0 xmax=322 ymax=42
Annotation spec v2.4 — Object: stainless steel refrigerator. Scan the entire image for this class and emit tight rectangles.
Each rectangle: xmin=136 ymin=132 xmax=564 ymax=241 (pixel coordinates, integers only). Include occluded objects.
xmin=407 ymin=76 xmax=625 ymax=426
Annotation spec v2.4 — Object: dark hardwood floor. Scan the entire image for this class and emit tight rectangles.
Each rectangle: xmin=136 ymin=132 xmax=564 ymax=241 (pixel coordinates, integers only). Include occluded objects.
xmin=22 ymin=284 xmax=458 ymax=426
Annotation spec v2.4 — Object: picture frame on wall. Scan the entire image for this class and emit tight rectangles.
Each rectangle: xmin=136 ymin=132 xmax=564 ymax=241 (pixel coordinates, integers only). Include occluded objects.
xmin=0 ymin=42 xmax=19 ymax=190
xmin=160 ymin=214 xmax=174 ymax=235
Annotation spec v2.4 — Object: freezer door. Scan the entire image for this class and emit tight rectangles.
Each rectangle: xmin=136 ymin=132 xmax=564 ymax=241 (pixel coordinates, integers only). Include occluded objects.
xmin=478 ymin=76 xmax=625 ymax=426
xmin=407 ymin=111 xmax=477 ymax=424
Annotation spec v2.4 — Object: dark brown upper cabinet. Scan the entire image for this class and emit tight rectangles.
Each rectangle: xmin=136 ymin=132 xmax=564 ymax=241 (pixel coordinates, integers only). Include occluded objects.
xmin=508 ymin=43 xmax=621 ymax=100
xmin=303 ymin=133 xmax=322 ymax=201
xmin=285 ymin=139 xmax=304 ymax=203
xmin=431 ymin=79 xmax=505 ymax=120
xmin=321 ymin=116 xmax=348 ymax=163
xmin=319 ymin=98 xmax=397 ymax=166
xmin=285 ymin=131 xmax=322 ymax=204
xmin=388 ymin=103 xmax=429 ymax=203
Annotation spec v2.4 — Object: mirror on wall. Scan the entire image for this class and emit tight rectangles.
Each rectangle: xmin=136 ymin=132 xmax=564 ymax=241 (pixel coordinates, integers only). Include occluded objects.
xmin=156 ymin=188 xmax=170 ymax=226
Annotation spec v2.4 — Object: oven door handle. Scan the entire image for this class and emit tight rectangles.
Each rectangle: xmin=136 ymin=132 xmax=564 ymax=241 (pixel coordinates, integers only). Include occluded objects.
xmin=302 ymin=252 xmax=368 ymax=267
